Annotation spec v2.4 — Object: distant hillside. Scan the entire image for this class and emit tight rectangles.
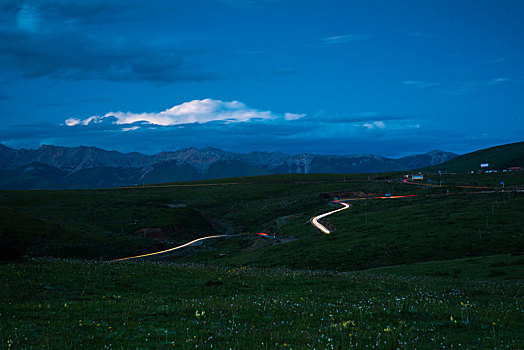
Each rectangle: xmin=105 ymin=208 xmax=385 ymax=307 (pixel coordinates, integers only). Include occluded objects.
xmin=0 ymin=144 xmax=457 ymax=189
xmin=424 ymin=141 xmax=524 ymax=173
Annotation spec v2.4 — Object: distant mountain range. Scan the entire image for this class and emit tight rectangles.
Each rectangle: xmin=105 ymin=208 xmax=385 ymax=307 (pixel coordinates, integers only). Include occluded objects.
xmin=0 ymin=144 xmax=457 ymax=189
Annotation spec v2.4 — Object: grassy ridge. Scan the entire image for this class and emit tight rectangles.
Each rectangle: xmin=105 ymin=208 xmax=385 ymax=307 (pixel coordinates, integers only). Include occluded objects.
xmin=0 ymin=259 xmax=522 ymax=348
xmin=424 ymin=141 xmax=524 ymax=173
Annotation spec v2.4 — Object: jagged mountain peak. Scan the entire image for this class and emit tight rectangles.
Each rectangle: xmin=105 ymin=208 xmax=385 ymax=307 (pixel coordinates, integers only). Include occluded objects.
xmin=0 ymin=144 xmax=460 ymax=189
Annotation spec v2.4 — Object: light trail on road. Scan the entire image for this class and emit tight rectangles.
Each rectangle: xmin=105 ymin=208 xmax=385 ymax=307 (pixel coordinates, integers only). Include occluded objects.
xmin=402 ymin=178 xmax=491 ymax=189
xmin=310 ymin=201 xmax=352 ymax=234
xmin=112 ymin=235 xmax=231 ymax=262
xmin=310 ymin=178 xmax=504 ymax=234
xmin=112 ymin=232 xmax=274 ymax=262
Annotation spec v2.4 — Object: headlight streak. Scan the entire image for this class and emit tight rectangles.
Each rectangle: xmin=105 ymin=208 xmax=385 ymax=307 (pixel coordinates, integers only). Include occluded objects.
xmin=112 ymin=233 xmax=273 ymax=262
xmin=310 ymin=201 xmax=352 ymax=234
xmin=310 ymin=177 xmax=504 ymax=234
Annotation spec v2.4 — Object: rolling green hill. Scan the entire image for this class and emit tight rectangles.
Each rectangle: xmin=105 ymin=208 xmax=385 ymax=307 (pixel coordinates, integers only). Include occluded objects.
xmin=424 ymin=141 xmax=524 ymax=173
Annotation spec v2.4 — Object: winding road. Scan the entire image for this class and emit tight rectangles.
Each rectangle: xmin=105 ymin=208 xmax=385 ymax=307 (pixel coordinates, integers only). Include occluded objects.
xmin=113 ymin=176 xmax=510 ymax=262
xmin=309 ymin=177 xmax=508 ymax=234
xmin=310 ymin=201 xmax=352 ymax=234
xmin=112 ymin=233 xmax=274 ymax=262
xmin=112 ymin=234 xmax=231 ymax=262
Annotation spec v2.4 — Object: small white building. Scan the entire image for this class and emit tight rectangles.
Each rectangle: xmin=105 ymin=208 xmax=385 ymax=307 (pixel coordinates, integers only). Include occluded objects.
xmin=412 ymin=174 xmax=424 ymax=180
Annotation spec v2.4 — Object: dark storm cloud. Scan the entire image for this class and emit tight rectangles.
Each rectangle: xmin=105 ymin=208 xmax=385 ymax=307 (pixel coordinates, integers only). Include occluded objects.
xmin=0 ymin=1 xmax=214 ymax=83
xmin=306 ymin=111 xmax=413 ymax=124
xmin=0 ymin=0 xmax=145 ymax=23
xmin=0 ymin=29 xmax=212 ymax=82
xmin=28 ymin=1 xmax=143 ymax=24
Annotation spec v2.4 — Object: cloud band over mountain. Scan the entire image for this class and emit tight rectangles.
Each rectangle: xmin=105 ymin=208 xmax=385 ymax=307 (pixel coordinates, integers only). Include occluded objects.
xmin=0 ymin=98 xmax=443 ymax=156
xmin=64 ymin=99 xmax=293 ymax=128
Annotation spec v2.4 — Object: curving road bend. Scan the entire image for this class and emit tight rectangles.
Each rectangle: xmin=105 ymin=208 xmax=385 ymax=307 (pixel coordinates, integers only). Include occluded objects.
xmin=112 ymin=233 xmax=273 ymax=262
xmin=309 ymin=177 xmax=491 ymax=235
xmin=310 ymin=201 xmax=352 ymax=234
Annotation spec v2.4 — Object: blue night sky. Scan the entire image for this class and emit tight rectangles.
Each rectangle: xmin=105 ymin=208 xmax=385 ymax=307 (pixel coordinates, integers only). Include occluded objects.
xmin=0 ymin=0 xmax=523 ymax=156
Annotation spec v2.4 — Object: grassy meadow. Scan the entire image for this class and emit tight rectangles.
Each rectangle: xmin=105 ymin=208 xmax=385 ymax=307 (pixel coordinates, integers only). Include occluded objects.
xmin=1 ymin=170 xmax=523 ymax=348
xmin=1 ymin=260 xmax=523 ymax=349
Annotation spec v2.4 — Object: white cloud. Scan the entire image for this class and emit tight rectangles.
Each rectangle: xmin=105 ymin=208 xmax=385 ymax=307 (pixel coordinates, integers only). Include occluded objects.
xmin=65 ymin=118 xmax=81 ymax=126
xmin=284 ymin=112 xmax=305 ymax=121
xmin=320 ymin=34 xmax=370 ymax=45
xmin=362 ymin=121 xmax=386 ymax=130
xmin=64 ymin=116 xmax=104 ymax=126
xmin=65 ymin=99 xmax=304 ymax=127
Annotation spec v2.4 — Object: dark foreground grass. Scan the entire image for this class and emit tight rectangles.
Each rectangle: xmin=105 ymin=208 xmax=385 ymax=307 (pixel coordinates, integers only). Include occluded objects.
xmin=366 ymin=254 xmax=524 ymax=280
xmin=1 ymin=259 xmax=522 ymax=349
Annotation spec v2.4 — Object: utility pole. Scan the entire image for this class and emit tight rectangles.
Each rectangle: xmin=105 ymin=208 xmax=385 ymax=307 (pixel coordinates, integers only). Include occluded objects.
xmin=365 ymin=198 xmax=368 ymax=231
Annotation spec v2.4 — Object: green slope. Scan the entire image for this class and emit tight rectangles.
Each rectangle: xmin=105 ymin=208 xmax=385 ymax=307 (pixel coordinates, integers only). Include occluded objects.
xmin=0 ymin=205 xmax=155 ymax=260
xmin=424 ymin=141 xmax=524 ymax=172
